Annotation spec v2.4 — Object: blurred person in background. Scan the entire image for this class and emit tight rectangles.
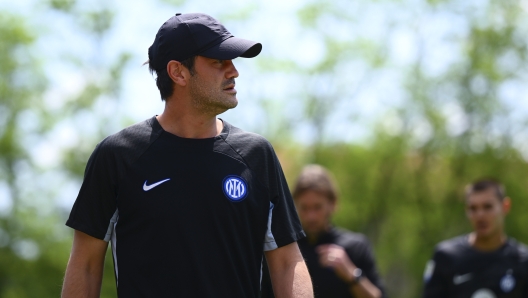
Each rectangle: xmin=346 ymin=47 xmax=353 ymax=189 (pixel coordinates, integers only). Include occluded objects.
xmin=422 ymin=179 xmax=528 ymax=298
xmin=263 ymin=164 xmax=384 ymax=298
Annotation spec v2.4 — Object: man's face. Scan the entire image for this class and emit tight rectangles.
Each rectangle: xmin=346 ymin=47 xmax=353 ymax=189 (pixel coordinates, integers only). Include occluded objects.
xmin=187 ymin=56 xmax=240 ymax=115
xmin=466 ymin=189 xmax=509 ymax=239
xmin=295 ymin=190 xmax=335 ymax=236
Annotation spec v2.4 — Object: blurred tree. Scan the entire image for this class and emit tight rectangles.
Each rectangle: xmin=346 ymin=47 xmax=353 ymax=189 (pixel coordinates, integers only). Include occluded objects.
xmin=0 ymin=12 xmax=57 ymax=297
xmin=1 ymin=0 xmax=527 ymax=297
xmin=269 ymin=1 xmax=528 ymax=297
xmin=0 ymin=2 xmax=130 ymax=296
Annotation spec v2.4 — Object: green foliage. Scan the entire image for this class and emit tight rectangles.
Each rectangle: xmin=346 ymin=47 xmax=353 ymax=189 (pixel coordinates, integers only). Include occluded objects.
xmin=160 ymin=0 xmax=186 ymax=6
xmin=277 ymin=137 xmax=528 ymax=297
xmin=297 ymin=3 xmax=326 ymax=27
xmin=272 ymin=0 xmax=528 ymax=297
xmin=48 ymin=0 xmax=76 ymax=12
xmin=0 ymin=4 xmax=129 ymax=297
xmin=1 ymin=0 xmax=527 ymax=297
xmin=0 ymin=13 xmax=44 ymax=169
xmin=80 ymin=9 xmax=115 ymax=37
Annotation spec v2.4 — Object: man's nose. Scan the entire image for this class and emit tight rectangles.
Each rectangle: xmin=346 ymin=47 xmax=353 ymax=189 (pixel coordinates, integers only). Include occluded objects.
xmin=305 ymin=210 xmax=319 ymax=220
xmin=474 ymin=208 xmax=488 ymax=218
xmin=225 ymin=60 xmax=239 ymax=79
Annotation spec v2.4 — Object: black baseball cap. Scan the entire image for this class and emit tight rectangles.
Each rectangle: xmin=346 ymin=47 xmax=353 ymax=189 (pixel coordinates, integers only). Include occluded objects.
xmin=148 ymin=13 xmax=262 ymax=70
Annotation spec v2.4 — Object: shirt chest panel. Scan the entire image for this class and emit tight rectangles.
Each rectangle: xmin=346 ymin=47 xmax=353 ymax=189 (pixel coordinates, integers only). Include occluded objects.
xmin=449 ymin=252 xmax=526 ymax=296
xmin=116 ymin=145 xmax=269 ymax=236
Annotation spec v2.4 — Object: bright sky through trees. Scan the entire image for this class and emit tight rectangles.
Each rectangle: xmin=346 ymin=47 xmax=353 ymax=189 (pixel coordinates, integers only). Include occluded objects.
xmin=4 ymin=0 xmax=528 ymax=144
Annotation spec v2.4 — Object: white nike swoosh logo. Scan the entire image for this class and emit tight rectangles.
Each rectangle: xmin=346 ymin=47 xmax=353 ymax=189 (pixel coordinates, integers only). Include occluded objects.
xmin=453 ymin=273 xmax=473 ymax=285
xmin=143 ymin=178 xmax=170 ymax=191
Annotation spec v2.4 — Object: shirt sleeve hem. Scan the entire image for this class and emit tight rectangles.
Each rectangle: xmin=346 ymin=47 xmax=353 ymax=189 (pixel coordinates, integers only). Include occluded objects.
xmin=271 ymin=230 xmax=306 ymax=249
xmin=65 ymin=220 xmax=107 ymax=242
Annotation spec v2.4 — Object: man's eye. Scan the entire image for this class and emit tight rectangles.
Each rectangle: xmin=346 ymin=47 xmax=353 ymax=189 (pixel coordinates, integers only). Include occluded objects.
xmin=216 ymin=59 xmax=225 ymax=64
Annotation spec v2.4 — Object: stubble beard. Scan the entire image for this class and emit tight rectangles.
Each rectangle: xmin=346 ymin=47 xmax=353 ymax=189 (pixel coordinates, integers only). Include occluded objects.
xmin=189 ymin=74 xmax=238 ymax=116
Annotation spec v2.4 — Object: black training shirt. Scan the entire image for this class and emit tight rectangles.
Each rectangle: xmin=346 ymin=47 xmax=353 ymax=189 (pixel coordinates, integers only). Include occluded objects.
xmin=261 ymin=226 xmax=385 ymax=298
xmin=66 ymin=117 xmax=305 ymax=297
xmin=423 ymin=235 xmax=528 ymax=298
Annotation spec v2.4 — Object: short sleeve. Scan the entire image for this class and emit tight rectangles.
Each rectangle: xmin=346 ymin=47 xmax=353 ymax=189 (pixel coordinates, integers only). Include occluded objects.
xmin=263 ymin=152 xmax=305 ymax=251
xmin=422 ymin=249 xmax=449 ymax=298
xmin=66 ymin=141 xmax=118 ymax=241
xmin=522 ymin=253 xmax=528 ymax=296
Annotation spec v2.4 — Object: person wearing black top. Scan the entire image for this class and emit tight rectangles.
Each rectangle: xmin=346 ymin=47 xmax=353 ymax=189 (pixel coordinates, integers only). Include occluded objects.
xmin=263 ymin=164 xmax=384 ymax=298
xmin=423 ymin=179 xmax=528 ymax=298
xmin=61 ymin=13 xmax=313 ymax=298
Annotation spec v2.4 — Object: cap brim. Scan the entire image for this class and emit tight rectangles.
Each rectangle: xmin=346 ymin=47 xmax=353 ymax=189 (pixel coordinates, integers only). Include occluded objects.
xmin=200 ymin=37 xmax=262 ymax=60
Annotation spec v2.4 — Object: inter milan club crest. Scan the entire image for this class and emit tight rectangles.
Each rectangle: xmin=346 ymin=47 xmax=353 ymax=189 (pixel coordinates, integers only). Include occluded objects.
xmin=500 ymin=270 xmax=515 ymax=293
xmin=222 ymin=175 xmax=248 ymax=202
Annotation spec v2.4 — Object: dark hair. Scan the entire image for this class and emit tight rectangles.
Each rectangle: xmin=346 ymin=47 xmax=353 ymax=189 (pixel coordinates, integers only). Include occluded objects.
xmin=146 ymin=56 xmax=196 ymax=101
xmin=465 ymin=179 xmax=506 ymax=201
xmin=292 ymin=164 xmax=339 ymax=203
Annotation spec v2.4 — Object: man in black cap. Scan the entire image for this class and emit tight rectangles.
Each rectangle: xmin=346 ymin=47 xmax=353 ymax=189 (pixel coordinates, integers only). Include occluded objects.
xmin=61 ymin=13 xmax=313 ymax=298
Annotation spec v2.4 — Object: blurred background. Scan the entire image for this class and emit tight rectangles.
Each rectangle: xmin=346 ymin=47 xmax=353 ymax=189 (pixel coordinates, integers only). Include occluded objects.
xmin=1 ymin=0 xmax=528 ymax=297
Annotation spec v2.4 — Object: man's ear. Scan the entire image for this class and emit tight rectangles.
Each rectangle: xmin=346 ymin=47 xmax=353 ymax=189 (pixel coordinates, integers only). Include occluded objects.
xmin=167 ymin=60 xmax=187 ymax=87
xmin=502 ymin=197 xmax=511 ymax=215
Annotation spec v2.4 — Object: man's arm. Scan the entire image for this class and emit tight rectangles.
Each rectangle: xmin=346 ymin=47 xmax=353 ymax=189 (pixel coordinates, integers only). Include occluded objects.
xmin=62 ymin=230 xmax=109 ymax=298
xmin=317 ymin=244 xmax=382 ymax=298
xmin=265 ymin=242 xmax=313 ymax=298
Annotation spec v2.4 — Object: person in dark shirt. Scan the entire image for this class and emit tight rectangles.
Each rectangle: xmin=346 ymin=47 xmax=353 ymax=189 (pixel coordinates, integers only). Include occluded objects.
xmin=423 ymin=179 xmax=528 ymax=298
xmin=61 ymin=12 xmax=313 ymax=298
xmin=263 ymin=164 xmax=385 ymax=297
